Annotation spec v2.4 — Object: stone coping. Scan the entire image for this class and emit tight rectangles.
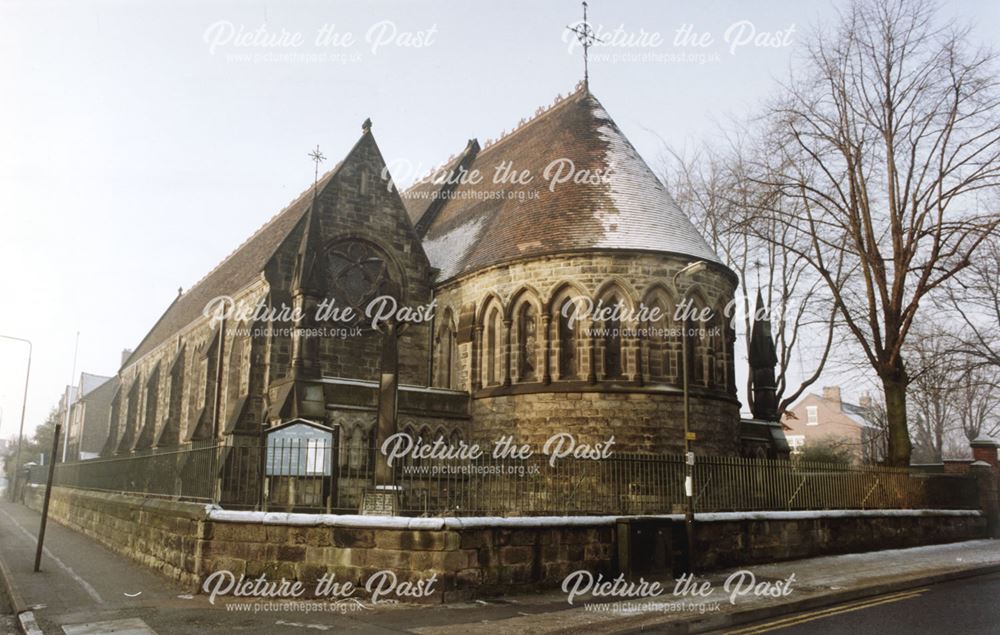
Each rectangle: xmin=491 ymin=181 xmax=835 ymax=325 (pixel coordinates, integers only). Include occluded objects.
xmin=37 ymin=485 xmax=215 ymax=519
xmin=206 ymin=508 xmax=982 ymax=529
xmin=39 ymin=487 xmax=981 ymax=529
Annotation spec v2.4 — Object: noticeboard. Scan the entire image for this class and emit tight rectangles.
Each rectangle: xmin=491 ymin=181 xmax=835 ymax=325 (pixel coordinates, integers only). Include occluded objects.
xmin=265 ymin=421 xmax=335 ymax=477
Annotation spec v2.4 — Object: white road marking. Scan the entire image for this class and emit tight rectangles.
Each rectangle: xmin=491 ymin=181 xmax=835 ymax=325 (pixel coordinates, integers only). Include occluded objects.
xmin=275 ymin=620 xmax=332 ymax=631
xmin=124 ymin=591 xmax=143 ymax=597
xmin=0 ymin=508 xmax=105 ymax=604
xmin=62 ymin=617 xmax=157 ymax=634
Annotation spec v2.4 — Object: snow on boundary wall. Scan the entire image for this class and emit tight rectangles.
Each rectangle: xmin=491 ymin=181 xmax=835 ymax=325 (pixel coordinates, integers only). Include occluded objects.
xmin=204 ymin=508 xmax=982 ymax=530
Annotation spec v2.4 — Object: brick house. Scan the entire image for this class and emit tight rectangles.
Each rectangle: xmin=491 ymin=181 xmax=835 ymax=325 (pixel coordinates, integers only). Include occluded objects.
xmin=782 ymin=386 xmax=882 ymax=462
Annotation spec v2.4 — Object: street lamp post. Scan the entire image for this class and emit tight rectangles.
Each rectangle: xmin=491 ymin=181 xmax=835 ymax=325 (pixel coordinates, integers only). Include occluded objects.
xmin=671 ymin=261 xmax=707 ymax=574
xmin=1 ymin=335 xmax=32 ymax=503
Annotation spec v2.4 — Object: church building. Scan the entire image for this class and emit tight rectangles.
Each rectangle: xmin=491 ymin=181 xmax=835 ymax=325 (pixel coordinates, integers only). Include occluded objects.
xmin=100 ymin=83 xmax=783 ymax=492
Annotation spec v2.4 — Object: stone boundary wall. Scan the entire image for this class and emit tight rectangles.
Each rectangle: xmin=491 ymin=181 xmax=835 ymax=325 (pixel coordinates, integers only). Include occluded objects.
xmin=25 ymin=486 xmax=987 ymax=601
xmin=23 ymin=485 xmax=210 ymax=589
xmin=688 ymin=509 xmax=987 ymax=570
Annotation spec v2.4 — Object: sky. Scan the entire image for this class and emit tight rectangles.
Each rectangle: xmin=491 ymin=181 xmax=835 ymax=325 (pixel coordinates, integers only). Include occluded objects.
xmin=2 ymin=0 xmax=998 ymax=441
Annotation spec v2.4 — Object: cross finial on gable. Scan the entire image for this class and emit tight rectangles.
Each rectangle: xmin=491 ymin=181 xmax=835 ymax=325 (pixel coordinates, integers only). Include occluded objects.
xmin=308 ymin=145 xmax=326 ymax=197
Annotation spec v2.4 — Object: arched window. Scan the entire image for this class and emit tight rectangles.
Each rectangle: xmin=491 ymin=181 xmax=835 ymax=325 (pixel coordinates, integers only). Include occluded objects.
xmin=602 ymin=295 xmax=623 ymax=379
xmin=708 ymin=309 xmax=725 ymax=387
xmin=435 ymin=308 xmax=458 ymax=389
xmin=707 ymin=307 xmax=732 ymax=390
xmin=516 ymin=302 xmax=538 ymax=382
xmin=484 ymin=306 xmax=502 ymax=386
xmin=120 ymin=377 xmax=140 ymax=451
xmin=684 ymin=294 xmax=711 ymax=387
xmin=557 ymin=297 xmax=579 ymax=379
xmin=724 ymin=315 xmax=737 ymax=393
xmin=226 ymin=326 xmax=249 ymax=420
xmin=103 ymin=387 xmax=122 ymax=456
xmin=644 ymin=294 xmax=670 ymax=382
xmin=348 ymin=426 xmax=365 ymax=469
xmin=157 ymin=344 xmax=185 ymax=449
xmin=440 ymin=326 xmax=455 ymax=388
xmin=134 ymin=364 xmax=160 ymax=451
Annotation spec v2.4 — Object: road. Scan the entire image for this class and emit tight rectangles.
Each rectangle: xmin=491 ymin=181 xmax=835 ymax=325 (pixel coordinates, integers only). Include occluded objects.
xmin=716 ymin=572 xmax=1000 ymax=634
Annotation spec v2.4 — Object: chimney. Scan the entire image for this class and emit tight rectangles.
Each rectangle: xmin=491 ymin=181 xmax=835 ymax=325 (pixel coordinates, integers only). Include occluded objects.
xmin=859 ymin=392 xmax=872 ymax=408
xmin=822 ymin=386 xmax=842 ymax=409
xmin=121 ymin=348 xmax=133 ymax=367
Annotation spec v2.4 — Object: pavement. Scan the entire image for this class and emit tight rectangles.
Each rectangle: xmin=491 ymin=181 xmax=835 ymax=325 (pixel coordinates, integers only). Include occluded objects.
xmin=0 ymin=499 xmax=998 ymax=634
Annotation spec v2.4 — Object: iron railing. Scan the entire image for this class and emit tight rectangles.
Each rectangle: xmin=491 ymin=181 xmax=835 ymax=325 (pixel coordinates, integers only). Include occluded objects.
xmin=46 ymin=443 xmax=981 ymax=515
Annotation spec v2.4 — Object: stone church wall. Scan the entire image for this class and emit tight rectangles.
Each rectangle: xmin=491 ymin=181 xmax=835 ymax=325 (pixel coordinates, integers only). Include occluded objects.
xmin=430 ymin=251 xmax=741 ymax=454
xmin=470 ymin=391 xmax=739 ymax=455
xmin=269 ymin=133 xmax=435 ymax=386
xmin=109 ymin=280 xmax=270 ymax=453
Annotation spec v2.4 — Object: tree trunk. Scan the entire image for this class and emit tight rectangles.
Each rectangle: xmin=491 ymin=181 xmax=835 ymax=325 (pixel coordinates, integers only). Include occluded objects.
xmin=881 ymin=365 xmax=912 ymax=467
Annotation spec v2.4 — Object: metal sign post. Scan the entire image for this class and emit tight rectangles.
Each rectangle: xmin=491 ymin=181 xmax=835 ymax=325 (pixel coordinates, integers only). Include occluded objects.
xmin=34 ymin=423 xmax=60 ymax=572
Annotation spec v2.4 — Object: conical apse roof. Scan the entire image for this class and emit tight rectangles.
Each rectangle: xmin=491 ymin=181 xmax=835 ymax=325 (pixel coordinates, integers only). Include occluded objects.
xmin=405 ymin=85 xmax=722 ymax=281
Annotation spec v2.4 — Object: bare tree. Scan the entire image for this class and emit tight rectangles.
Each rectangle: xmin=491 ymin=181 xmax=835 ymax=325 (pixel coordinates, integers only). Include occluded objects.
xmin=754 ymin=0 xmax=1000 ymax=465
xmin=951 ymin=359 xmax=1000 ymax=441
xmin=946 ymin=234 xmax=1000 ymax=369
xmin=663 ymin=142 xmax=838 ymax=415
xmin=907 ymin=327 xmax=959 ymax=462
xmin=903 ymin=326 xmax=999 ymax=461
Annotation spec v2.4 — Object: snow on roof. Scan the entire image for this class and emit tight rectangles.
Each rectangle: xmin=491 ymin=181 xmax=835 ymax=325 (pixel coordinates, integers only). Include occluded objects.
xmin=414 ymin=86 xmax=724 ymax=282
